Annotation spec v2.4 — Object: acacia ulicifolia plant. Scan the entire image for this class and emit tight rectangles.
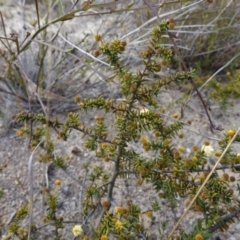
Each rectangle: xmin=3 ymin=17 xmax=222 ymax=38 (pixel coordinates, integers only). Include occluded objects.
xmin=12 ymin=19 xmax=240 ymax=239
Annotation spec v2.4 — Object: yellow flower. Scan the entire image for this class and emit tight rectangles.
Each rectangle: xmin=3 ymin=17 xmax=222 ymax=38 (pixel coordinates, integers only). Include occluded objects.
xmin=140 ymin=108 xmax=150 ymax=115
xmin=100 ymin=235 xmax=108 ymax=240
xmin=141 ymin=136 xmax=149 ymax=145
xmin=178 ymin=146 xmax=185 ymax=153
xmin=115 ymin=206 xmax=123 ymax=214
xmin=227 ymin=129 xmax=235 ymax=137
xmin=17 ymin=228 xmax=25 ymax=236
xmin=72 ymin=225 xmax=83 ymax=237
xmin=94 ymin=34 xmax=102 ymax=42
xmin=172 ymin=113 xmax=178 ymax=118
xmin=195 ymin=233 xmax=203 ymax=240
xmin=16 ymin=129 xmax=24 ymax=136
xmin=55 ymin=179 xmax=61 ymax=186
xmin=201 ymin=145 xmax=214 ymax=157
xmin=115 ymin=220 xmax=123 ymax=231
xmin=226 ymin=71 xmax=231 ymax=77
xmin=115 ymin=206 xmax=127 ymax=215
xmin=145 ymin=211 xmax=153 ymax=218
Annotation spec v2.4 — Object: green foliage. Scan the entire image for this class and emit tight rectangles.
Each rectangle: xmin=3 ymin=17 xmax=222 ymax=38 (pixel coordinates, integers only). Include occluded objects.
xmin=180 ymin=219 xmax=213 ymax=240
xmin=187 ymin=70 xmax=240 ymax=109
xmin=5 ymin=205 xmax=29 ymax=239
xmin=208 ymin=70 xmax=240 ymax=108
xmin=97 ymin=204 xmax=148 ymax=240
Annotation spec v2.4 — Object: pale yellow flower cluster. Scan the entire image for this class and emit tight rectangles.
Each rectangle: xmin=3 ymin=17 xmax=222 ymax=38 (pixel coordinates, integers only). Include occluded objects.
xmin=139 ymin=107 xmax=150 ymax=115
xmin=115 ymin=220 xmax=123 ymax=231
xmin=72 ymin=225 xmax=83 ymax=237
xmin=115 ymin=206 xmax=127 ymax=215
xmin=201 ymin=145 xmax=214 ymax=157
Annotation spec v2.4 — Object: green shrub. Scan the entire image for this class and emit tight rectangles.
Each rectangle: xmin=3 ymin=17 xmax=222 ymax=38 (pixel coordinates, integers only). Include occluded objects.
xmin=1 ymin=1 xmax=240 ymax=240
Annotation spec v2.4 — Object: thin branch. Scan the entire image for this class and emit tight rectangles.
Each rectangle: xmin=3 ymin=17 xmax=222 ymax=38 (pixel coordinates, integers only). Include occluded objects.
xmin=58 ymin=34 xmax=110 ymax=67
xmin=167 ymin=32 xmax=222 ymax=132
xmin=207 ymin=206 xmax=240 ymax=233
xmin=34 ymin=0 xmax=40 ymax=29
